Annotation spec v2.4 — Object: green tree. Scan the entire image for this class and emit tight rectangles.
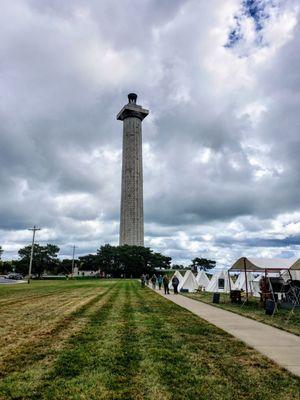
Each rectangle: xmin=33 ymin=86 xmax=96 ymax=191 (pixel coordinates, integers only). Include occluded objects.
xmin=17 ymin=244 xmax=60 ymax=277
xmin=0 ymin=248 xmax=13 ymax=275
xmin=79 ymin=254 xmax=100 ymax=272
xmin=1 ymin=261 xmax=13 ymax=275
xmin=59 ymin=259 xmax=78 ymax=275
xmin=117 ymin=245 xmax=150 ymax=278
xmin=172 ymin=264 xmax=186 ymax=270
xmin=150 ymin=252 xmax=172 ymax=270
xmin=191 ymin=258 xmax=216 ymax=272
xmin=0 ymin=246 xmax=3 ymax=274
xmin=96 ymin=244 xmax=172 ymax=278
xmin=97 ymin=244 xmax=121 ymax=275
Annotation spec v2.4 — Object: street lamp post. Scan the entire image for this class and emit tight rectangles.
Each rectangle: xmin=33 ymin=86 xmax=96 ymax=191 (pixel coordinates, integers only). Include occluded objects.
xmin=28 ymin=226 xmax=41 ymax=283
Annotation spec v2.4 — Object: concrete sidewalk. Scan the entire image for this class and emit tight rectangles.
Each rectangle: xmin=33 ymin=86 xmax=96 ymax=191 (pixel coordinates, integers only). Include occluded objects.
xmin=154 ymin=289 xmax=300 ymax=377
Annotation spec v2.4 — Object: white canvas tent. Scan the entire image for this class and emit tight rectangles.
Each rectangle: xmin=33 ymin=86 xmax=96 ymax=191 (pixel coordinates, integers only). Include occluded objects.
xmin=282 ymin=270 xmax=300 ymax=281
xmin=235 ymin=272 xmax=255 ymax=293
xmin=206 ymin=269 xmax=235 ymax=293
xmin=252 ymin=274 xmax=263 ymax=297
xmin=196 ymin=270 xmax=210 ymax=290
xmin=169 ymin=270 xmax=184 ymax=289
xmin=178 ymin=270 xmax=198 ymax=293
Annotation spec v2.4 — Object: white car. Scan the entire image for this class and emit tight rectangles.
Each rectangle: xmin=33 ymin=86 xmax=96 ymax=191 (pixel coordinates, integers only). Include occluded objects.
xmin=6 ymin=273 xmax=23 ymax=280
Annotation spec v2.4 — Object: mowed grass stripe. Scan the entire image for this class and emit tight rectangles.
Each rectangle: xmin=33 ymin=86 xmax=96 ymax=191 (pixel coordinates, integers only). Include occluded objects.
xmin=0 ymin=283 xmax=117 ymax=384
xmin=102 ymin=281 xmax=144 ymax=399
xmin=0 ymin=282 xmax=121 ymax=399
xmin=135 ymin=287 xmax=300 ymax=400
xmin=0 ymin=280 xmax=300 ymax=400
xmin=0 ymin=286 xmax=103 ymax=362
xmin=0 ymin=281 xmax=91 ymax=306
xmin=133 ymin=287 xmax=194 ymax=400
xmin=0 ymin=281 xmax=114 ymax=310
xmin=135 ymin=287 xmax=226 ymax=399
xmin=144 ymin=290 xmax=300 ymax=400
xmin=17 ymin=283 xmax=125 ymax=399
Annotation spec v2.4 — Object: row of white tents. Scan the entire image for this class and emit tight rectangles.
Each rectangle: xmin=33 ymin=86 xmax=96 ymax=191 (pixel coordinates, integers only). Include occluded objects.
xmin=169 ymin=269 xmax=236 ymax=293
xmin=168 ymin=257 xmax=300 ymax=294
xmin=170 ymin=270 xmax=300 ymax=296
xmin=168 ymin=269 xmax=274 ymax=295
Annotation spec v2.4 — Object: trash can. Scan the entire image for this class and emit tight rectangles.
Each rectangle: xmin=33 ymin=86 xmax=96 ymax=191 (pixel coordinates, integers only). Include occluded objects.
xmin=213 ymin=293 xmax=220 ymax=304
xmin=265 ymin=299 xmax=275 ymax=315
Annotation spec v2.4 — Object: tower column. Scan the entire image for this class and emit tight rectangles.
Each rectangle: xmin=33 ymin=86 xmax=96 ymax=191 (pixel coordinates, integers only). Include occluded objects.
xmin=117 ymin=94 xmax=149 ymax=246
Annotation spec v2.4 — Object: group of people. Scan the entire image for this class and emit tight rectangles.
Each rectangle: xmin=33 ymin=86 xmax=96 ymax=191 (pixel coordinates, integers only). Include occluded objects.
xmin=141 ymin=273 xmax=180 ymax=294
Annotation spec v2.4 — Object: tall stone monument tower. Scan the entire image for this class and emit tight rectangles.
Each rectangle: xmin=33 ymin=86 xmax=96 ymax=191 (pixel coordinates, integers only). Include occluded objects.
xmin=117 ymin=93 xmax=149 ymax=246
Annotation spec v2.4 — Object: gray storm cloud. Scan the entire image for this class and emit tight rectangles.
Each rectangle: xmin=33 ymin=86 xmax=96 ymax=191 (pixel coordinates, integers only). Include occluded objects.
xmin=0 ymin=0 xmax=300 ymax=265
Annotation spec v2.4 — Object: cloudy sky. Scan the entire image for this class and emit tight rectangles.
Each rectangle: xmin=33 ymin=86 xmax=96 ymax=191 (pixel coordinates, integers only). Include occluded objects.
xmin=1 ymin=0 xmax=300 ymax=266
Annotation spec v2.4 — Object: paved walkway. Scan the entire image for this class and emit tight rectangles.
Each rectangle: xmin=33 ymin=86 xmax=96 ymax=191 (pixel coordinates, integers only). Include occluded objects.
xmin=153 ymin=289 xmax=300 ymax=377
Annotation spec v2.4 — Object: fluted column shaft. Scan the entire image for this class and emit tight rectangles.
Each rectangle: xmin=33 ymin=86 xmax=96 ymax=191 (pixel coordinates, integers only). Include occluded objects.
xmin=117 ymin=94 xmax=148 ymax=246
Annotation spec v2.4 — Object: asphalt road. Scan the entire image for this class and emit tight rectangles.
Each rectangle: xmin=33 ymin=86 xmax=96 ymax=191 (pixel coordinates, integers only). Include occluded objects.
xmin=0 ymin=277 xmax=26 ymax=284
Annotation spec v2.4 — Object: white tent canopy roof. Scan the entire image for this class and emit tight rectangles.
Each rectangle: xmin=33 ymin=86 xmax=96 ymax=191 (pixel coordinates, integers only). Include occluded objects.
xmin=178 ymin=270 xmax=198 ymax=292
xmin=169 ymin=270 xmax=184 ymax=289
xmin=230 ymin=257 xmax=300 ymax=272
xmin=196 ymin=270 xmax=210 ymax=288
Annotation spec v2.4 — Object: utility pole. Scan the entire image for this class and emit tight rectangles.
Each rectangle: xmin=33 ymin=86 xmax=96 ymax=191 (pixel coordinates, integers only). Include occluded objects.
xmin=71 ymin=245 xmax=76 ymax=276
xmin=28 ymin=226 xmax=41 ymax=283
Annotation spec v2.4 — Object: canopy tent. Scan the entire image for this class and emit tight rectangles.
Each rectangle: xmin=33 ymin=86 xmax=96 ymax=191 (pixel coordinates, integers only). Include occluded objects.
xmin=169 ymin=270 xmax=184 ymax=289
xmin=291 ymin=260 xmax=300 ymax=271
xmin=196 ymin=270 xmax=210 ymax=289
xmin=206 ymin=270 xmax=236 ymax=293
xmin=178 ymin=270 xmax=198 ymax=293
xmin=230 ymin=257 xmax=300 ymax=272
xmin=230 ymin=257 xmax=300 ymax=301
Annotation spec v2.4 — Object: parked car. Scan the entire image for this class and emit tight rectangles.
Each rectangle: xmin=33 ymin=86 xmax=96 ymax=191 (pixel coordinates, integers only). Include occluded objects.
xmin=6 ymin=273 xmax=23 ymax=280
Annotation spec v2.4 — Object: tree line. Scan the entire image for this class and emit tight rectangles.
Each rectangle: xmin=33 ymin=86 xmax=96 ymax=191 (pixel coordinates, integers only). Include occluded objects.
xmin=0 ymin=244 xmax=171 ymax=278
xmin=0 ymin=244 xmax=216 ymax=278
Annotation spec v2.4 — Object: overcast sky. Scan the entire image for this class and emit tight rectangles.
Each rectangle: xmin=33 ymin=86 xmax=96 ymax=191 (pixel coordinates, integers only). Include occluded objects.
xmin=1 ymin=0 xmax=300 ymax=266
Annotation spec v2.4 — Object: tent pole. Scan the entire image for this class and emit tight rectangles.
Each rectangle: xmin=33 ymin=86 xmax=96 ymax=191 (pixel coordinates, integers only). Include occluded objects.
xmin=267 ymin=271 xmax=277 ymax=316
xmin=228 ymin=270 xmax=232 ymax=292
xmin=243 ymin=257 xmax=249 ymax=303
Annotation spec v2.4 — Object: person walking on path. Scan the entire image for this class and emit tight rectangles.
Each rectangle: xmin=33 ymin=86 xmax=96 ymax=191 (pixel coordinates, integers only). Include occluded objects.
xmin=172 ymin=276 xmax=180 ymax=294
xmin=157 ymin=274 xmax=163 ymax=290
xmin=163 ymin=274 xmax=170 ymax=294
xmin=141 ymin=274 xmax=146 ymax=288
xmin=151 ymin=274 xmax=157 ymax=289
xmin=145 ymin=274 xmax=150 ymax=286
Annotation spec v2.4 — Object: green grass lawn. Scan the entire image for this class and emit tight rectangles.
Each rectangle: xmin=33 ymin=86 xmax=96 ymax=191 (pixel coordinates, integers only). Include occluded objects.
xmin=0 ymin=280 xmax=299 ymax=400
xmin=184 ymin=291 xmax=300 ymax=336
